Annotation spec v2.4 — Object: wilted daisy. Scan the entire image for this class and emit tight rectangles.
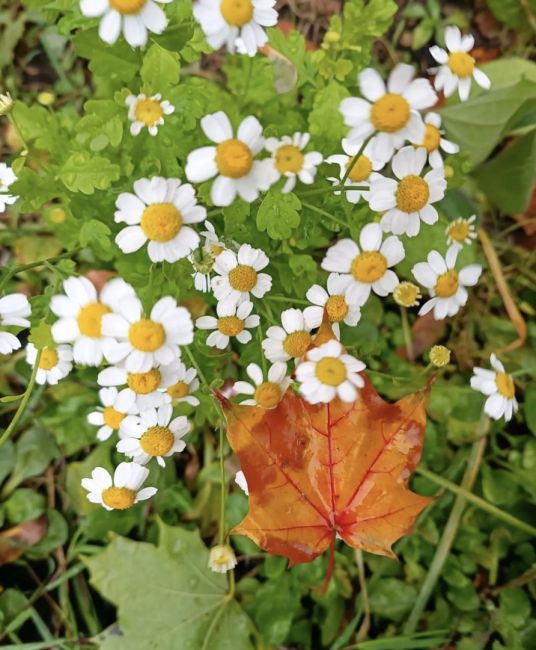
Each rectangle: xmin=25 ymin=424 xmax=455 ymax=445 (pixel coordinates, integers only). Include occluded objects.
xmin=0 ymin=92 xmax=13 ymax=116
xmin=369 ymin=146 xmax=447 ymax=238
xmin=410 ymin=113 xmax=459 ymax=168
xmin=430 ymin=26 xmax=491 ymax=101
xmin=340 ymin=64 xmax=437 ymax=163
xmin=233 ymin=362 xmax=290 ymax=408
xmin=98 ymin=360 xmax=181 ymax=410
xmin=82 ymin=462 xmax=156 ymax=511
xmin=211 ymin=243 xmax=271 ymax=309
xmin=296 ymin=339 xmax=365 ymax=404
xmin=25 ymin=343 xmax=72 ymax=385
xmin=185 ymin=111 xmax=277 ymax=206
xmin=304 ymin=273 xmax=361 ymax=336
xmin=117 ymin=404 xmax=190 ymax=467
xmin=193 ymin=0 xmax=278 ymax=57
xmin=125 ymin=93 xmax=174 ymax=136
xmin=0 ymin=163 xmax=18 ymax=213
xmin=265 ymin=132 xmax=323 ymax=193
xmin=51 ymin=277 xmax=135 ymax=366
xmin=393 ymin=281 xmax=421 ymax=308
xmin=115 ymin=177 xmax=206 ymax=263
xmin=87 ymin=387 xmax=137 ymax=441
xmin=190 ymin=221 xmax=227 ymax=292
xmin=79 ymin=0 xmax=170 ymax=48
xmin=470 ymin=353 xmax=518 ymax=422
xmin=412 ymin=245 xmax=482 ymax=320
xmin=0 ymin=293 xmax=31 ymax=355
xmin=101 ymin=295 xmax=193 ymax=372
xmin=326 ymin=138 xmax=385 ymax=204
xmin=321 ymin=223 xmax=404 ymax=306
xmin=165 ymin=360 xmax=200 ymax=406
xmin=446 ymin=215 xmax=477 ymax=247
xmin=196 ymin=300 xmax=259 ymax=349
xmin=262 ymin=308 xmax=315 ymax=363
xmin=208 ymin=544 xmax=237 ymax=574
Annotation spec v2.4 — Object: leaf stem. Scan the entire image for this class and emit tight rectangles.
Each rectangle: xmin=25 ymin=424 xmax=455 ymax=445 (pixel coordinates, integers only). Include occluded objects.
xmin=341 ymin=139 xmax=368 ymax=185
xmin=0 ymin=248 xmax=80 ymax=293
xmin=298 ymin=184 xmax=368 ymax=198
xmin=0 ymin=348 xmax=42 ymax=447
xmin=301 ymin=201 xmax=348 ymax=229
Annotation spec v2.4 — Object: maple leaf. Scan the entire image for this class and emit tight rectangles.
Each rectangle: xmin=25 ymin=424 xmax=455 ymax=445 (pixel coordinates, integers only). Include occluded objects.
xmin=219 ymin=369 xmax=432 ymax=575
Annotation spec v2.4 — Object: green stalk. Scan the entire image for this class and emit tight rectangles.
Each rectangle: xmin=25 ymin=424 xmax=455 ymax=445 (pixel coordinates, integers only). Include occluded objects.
xmin=340 ymin=138 xmax=369 ymax=185
xmin=0 ymin=248 xmax=80 ymax=293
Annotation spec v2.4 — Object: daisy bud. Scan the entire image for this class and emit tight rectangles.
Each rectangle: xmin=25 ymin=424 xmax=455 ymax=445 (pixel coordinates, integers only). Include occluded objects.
xmin=37 ymin=91 xmax=55 ymax=107
xmin=430 ymin=345 xmax=451 ymax=368
xmin=393 ymin=282 xmax=421 ymax=308
xmin=0 ymin=92 xmax=13 ymax=116
xmin=208 ymin=544 xmax=237 ymax=574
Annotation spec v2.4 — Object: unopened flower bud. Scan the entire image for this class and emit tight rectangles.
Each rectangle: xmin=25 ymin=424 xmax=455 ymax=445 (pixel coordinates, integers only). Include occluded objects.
xmin=208 ymin=544 xmax=237 ymax=574
xmin=0 ymin=92 xmax=13 ymax=116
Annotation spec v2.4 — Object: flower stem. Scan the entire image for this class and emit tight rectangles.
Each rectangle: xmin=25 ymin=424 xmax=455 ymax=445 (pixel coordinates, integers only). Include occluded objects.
xmin=400 ymin=306 xmax=414 ymax=360
xmin=0 ymin=248 xmax=80 ymax=293
xmin=341 ymin=138 xmax=368 ymax=185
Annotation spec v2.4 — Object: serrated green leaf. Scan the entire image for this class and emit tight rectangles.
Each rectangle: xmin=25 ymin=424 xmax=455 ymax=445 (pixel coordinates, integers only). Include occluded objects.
xmin=257 ymin=190 xmax=301 ymax=239
xmin=141 ymin=43 xmax=180 ymax=89
xmin=308 ymin=80 xmax=349 ymax=151
xmin=28 ymin=323 xmax=55 ymax=350
xmin=59 ymin=152 xmax=120 ymax=195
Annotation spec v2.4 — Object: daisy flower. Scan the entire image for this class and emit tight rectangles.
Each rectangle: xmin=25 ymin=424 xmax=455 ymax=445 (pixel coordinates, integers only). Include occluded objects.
xmin=412 ymin=245 xmax=482 ymax=320
xmin=117 ymin=404 xmax=190 ymax=467
xmin=211 ymin=243 xmax=271 ymax=309
xmin=165 ymin=360 xmax=200 ymax=406
xmin=446 ymin=215 xmax=477 ymax=247
xmin=262 ymin=308 xmax=316 ymax=363
xmin=470 ymin=353 xmax=518 ymax=422
xmin=393 ymin=281 xmax=422 ymax=308
xmin=410 ymin=113 xmax=459 ymax=169
xmin=50 ymin=277 xmax=135 ymax=367
xmin=81 ymin=462 xmax=156 ymax=511
xmin=185 ymin=111 xmax=277 ymax=206
xmin=430 ymin=26 xmax=491 ymax=102
xmin=208 ymin=544 xmax=237 ymax=574
xmin=115 ymin=176 xmax=206 ymax=263
xmin=25 ymin=343 xmax=72 ymax=386
xmin=233 ymin=361 xmax=290 ymax=408
xmin=321 ymin=222 xmax=405 ymax=307
xmin=196 ymin=300 xmax=259 ymax=349
xmin=296 ymin=339 xmax=365 ymax=404
xmin=304 ymin=273 xmax=361 ymax=337
xmin=369 ymin=146 xmax=447 ymax=238
xmin=0 ymin=293 xmax=31 ymax=355
xmin=79 ymin=0 xmax=171 ymax=48
xmin=339 ymin=63 xmax=437 ymax=163
xmin=87 ymin=387 xmax=137 ymax=442
xmin=190 ymin=221 xmax=227 ymax=293
xmin=0 ymin=163 xmax=17 ymax=213
xmin=264 ymin=132 xmax=323 ymax=193
xmin=98 ymin=360 xmax=181 ymax=410
xmin=125 ymin=93 xmax=174 ymax=136
xmin=101 ymin=295 xmax=194 ymax=372
xmin=326 ymin=138 xmax=385 ymax=204
xmin=193 ymin=0 xmax=278 ymax=57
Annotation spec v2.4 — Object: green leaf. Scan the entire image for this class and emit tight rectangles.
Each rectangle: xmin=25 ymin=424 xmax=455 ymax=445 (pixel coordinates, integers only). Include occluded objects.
xmin=150 ymin=20 xmax=195 ymax=53
xmin=59 ymin=152 xmax=120 ymax=195
xmin=4 ymin=488 xmax=46 ymax=525
xmin=141 ymin=43 xmax=180 ymax=89
xmin=487 ymin=0 xmax=536 ymax=30
xmin=28 ymin=323 xmax=55 ymax=350
xmin=308 ymin=80 xmax=350 ymax=152
xmin=474 ymin=130 xmax=536 ymax=214
xmin=79 ymin=219 xmax=114 ymax=259
xmin=256 ymin=190 xmax=301 ymax=239
xmin=72 ymin=29 xmax=141 ymax=82
xmin=524 ymin=384 xmax=536 ymax=435
xmin=368 ymin=578 xmax=417 ymax=622
xmin=86 ymin=522 xmax=256 ymax=649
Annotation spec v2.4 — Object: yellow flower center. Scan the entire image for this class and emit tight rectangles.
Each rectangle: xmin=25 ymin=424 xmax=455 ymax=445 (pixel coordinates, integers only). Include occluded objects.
xmin=140 ymin=203 xmax=182 ymax=242
xmin=228 ymin=265 xmax=258 ymax=293
xmin=215 ymin=139 xmax=253 ymax=178
xmin=274 ymin=144 xmax=304 ymax=174
xmin=254 ymin=382 xmax=282 ymax=408
xmin=370 ymin=93 xmax=410 ymax=133
xmin=211 ymin=244 xmax=224 ymax=257
xmin=167 ymin=381 xmax=189 ymax=399
xmin=220 ymin=0 xmax=253 ymax=26
xmin=495 ymin=372 xmax=515 ymax=399
xmin=430 ymin=345 xmax=450 ymax=368
xmin=347 ymin=155 xmax=373 ymax=182
xmin=50 ymin=207 xmax=66 ymax=224
xmin=435 ymin=270 xmax=459 ymax=298
xmin=140 ymin=425 xmax=174 ymax=456
xmin=315 ymin=357 xmax=347 ymax=387
xmin=127 ymin=368 xmax=162 ymax=394
xmin=351 ymin=251 xmax=387 ymax=283
xmin=396 ymin=175 xmax=430 ymax=213
xmin=283 ymin=330 xmax=311 ymax=358
xmin=422 ymin=124 xmax=441 ymax=153
xmin=39 ymin=347 xmax=59 ymax=370
xmin=217 ymin=316 xmax=245 ymax=337
xmin=103 ymin=406 xmax=126 ymax=430
xmin=102 ymin=487 xmax=136 ymax=510
xmin=134 ymin=98 xmax=164 ymax=127
xmin=393 ymin=281 xmax=421 ymax=307
xmin=448 ymin=51 xmax=475 ymax=78
xmin=325 ymin=295 xmax=348 ymax=322
xmin=77 ymin=302 xmax=111 ymax=338
xmin=128 ymin=319 xmax=166 ymax=352
xmin=447 ymin=220 xmax=470 ymax=243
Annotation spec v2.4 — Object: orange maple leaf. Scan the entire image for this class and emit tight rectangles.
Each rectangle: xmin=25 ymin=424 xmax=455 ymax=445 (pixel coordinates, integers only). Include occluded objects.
xmin=220 ymin=373 xmax=432 ymax=577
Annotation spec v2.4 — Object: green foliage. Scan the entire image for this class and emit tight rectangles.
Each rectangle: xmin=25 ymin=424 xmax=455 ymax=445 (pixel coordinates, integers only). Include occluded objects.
xmin=257 ymin=189 xmax=301 ymax=239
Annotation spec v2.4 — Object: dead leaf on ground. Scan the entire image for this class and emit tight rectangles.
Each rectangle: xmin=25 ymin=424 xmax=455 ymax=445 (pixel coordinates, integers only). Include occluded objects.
xmin=0 ymin=517 xmax=47 ymax=565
